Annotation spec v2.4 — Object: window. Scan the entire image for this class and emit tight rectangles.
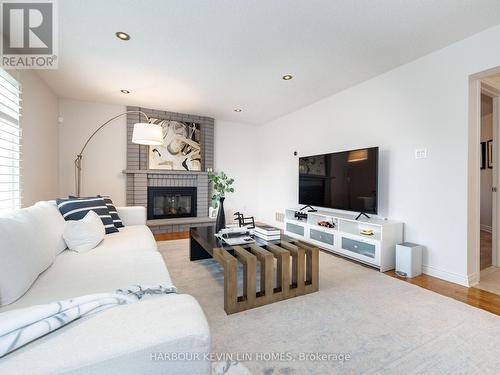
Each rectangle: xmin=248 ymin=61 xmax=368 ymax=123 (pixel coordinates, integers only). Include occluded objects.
xmin=0 ymin=69 xmax=21 ymax=212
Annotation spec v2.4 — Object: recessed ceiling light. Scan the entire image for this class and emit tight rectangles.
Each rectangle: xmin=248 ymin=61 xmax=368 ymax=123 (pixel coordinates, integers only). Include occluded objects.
xmin=282 ymin=74 xmax=293 ymax=80
xmin=120 ymin=89 xmax=130 ymax=94
xmin=115 ymin=31 xmax=130 ymax=41
xmin=234 ymin=108 xmax=242 ymax=112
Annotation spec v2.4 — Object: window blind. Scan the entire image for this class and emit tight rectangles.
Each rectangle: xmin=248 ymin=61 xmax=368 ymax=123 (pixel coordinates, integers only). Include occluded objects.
xmin=0 ymin=68 xmax=21 ymax=212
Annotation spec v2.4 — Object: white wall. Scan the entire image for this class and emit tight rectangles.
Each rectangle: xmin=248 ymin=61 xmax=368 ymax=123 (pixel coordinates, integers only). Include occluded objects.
xmin=17 ymin=71 xmax=59 ymax=206
xmin=58 ymin=99 xmax=126 ymax=205
xmin=214 ymin=120 xmax=258 ymax=222
xmin=254 ymin=24 xmax=500 ymax=286
xmin=480 ymin=94 xmax=493 ymax=230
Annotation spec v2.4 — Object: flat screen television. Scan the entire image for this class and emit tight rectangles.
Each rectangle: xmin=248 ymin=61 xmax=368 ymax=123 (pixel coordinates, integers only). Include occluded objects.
xmin=298 ymin=147 xmax=378 ymax=214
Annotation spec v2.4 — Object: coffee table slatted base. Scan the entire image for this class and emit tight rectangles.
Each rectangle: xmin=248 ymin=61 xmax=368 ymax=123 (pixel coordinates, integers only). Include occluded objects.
xmin=213 ymin=241 xmax=319 ymax=314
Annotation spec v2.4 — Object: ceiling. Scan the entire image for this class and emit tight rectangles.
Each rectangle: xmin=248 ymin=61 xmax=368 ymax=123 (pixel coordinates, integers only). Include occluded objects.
xmin=37 ymin=0 xmax=500 ymax=124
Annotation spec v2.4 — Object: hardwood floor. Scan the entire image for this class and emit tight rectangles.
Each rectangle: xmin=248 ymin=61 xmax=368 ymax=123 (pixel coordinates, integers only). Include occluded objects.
xmin=157 ymin=231 xmax=500 ymax=316
xmin=480 ymin=230 xmax=492 ymax=270
xmin=154 ymin=231 xmax=190 ymax=241
xmin=385 ymin=270 xmax=500 ymax=316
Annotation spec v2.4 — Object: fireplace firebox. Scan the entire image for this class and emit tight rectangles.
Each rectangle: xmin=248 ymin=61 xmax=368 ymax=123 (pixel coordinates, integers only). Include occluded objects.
xmin=147 ymin=187 xmax=197 ymax=220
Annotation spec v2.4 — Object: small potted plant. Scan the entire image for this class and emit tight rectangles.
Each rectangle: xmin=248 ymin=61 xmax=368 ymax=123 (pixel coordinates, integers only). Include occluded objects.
xmin=208 ymin=170 xmax=234 ymax=232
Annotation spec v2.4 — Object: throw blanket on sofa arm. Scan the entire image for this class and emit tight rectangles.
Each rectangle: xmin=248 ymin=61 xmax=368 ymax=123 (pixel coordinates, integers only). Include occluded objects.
xmin=0 ymin=285 xmax=177 ymax=358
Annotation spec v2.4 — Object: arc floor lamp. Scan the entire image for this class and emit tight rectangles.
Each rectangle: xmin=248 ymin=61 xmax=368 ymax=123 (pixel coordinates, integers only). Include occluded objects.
xmin=74 ymin=110 xmax=163 ymax=197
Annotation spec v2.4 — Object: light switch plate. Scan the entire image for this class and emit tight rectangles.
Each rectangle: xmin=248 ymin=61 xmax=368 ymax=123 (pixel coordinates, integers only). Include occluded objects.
xmin=415 ymin=148 xmax=427 ymax=159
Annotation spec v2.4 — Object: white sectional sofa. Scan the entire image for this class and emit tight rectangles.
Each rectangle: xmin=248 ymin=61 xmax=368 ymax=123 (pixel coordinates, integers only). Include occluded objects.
xmin=0 ymin=201 xmax=210 ymax=375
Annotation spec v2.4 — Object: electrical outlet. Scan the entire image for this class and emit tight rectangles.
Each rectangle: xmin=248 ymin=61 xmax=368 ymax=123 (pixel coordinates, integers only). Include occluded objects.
xmin=415 ymin=148 xmax=427 ymax=159
xmin=275 ymin=212 xmax=285 ymax=223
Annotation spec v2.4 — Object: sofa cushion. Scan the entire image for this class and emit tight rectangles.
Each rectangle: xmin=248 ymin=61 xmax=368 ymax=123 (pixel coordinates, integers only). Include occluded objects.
xmin=94 ymin=225 xmax=158 ymax=253
xmin=0 ymin=204 xmax=59 ymax=306
xmin=0 ymin=249 xmax=171 ymax=312
xmin=56 ymin=197 xmax=119 ymax=234
xmin=0 ymin=295 xmax=211 ymax=375
xmin=35 ymin=201 xmax=67 ymax=255
xmin=63 ymin=211 xmax=105 ymax=253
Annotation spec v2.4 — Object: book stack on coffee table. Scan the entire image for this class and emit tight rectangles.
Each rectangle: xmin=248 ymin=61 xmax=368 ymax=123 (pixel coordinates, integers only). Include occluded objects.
xmin=254 ymin=224 xmax=281 ymax=241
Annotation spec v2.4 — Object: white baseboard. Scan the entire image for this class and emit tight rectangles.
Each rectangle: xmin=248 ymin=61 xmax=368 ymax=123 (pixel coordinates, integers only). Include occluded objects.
xmin=467 ymin=272 xmax=479 ymax=287
xmin=480 ymin=224 xmax=492 ymax=233
xmin=422 ymin=264 xmax=470 ymax=287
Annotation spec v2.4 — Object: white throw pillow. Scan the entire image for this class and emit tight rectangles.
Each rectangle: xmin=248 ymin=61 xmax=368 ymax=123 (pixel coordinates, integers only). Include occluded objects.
xmin=63 ymin=211 xmax=105 ymax=253
xmin=0 ymin=205 xmax=57 ymax=306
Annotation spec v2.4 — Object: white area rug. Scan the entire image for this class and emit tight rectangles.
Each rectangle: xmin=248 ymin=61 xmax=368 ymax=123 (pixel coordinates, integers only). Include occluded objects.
xmin=159 ymin=240 xmax=500 ymax=374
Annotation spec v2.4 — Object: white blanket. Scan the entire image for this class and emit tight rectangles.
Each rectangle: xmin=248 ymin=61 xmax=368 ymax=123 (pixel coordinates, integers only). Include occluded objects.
xmin=0 ymin=285 xmax=177 ymax=358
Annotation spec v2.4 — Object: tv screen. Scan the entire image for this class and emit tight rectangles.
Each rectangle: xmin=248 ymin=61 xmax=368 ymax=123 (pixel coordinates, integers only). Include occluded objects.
xmin=299 ymin=147 xmax=378 ymax=214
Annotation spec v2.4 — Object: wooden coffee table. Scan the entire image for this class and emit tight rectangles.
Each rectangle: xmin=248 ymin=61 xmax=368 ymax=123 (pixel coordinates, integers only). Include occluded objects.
xmin=190 ymin=226 xmax=319 ymax=314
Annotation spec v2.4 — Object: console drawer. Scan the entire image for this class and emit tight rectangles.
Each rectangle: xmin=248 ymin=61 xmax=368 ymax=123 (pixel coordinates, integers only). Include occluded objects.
xmin=286 ymin=222 xmax=304 ymax=236
xmin=310 ymin=228 xmax=334 ymax=246
xmin=341 ymin=237 xmax=375 ymax=258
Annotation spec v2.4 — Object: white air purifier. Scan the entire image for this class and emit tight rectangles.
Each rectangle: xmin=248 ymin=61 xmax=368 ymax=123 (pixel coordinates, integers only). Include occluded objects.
xmin=395 ymin=242 xmax=423 ymax=278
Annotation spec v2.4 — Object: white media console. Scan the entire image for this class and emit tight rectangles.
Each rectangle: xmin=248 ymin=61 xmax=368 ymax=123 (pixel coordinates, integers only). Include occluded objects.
xmin=284 ymin=208 xmax=403 ymax=272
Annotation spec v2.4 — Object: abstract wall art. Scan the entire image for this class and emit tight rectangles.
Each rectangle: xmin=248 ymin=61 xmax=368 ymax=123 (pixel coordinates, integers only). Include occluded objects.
xmin=148 ymin=118 xmax=202 ymax=171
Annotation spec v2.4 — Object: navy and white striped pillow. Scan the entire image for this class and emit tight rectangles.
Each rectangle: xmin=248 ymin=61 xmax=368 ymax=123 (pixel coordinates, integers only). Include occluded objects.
xmin=99 ymin=195 xmax=124 ymax=228
xmin=56 ymin=197 xmax=119 ymax=234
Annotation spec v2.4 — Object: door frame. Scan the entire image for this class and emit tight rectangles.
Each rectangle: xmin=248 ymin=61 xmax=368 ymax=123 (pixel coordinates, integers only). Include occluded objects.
xmin=481 ymin=84 xmax=500 ymax=269
xmin=469 ymin=67 xmax=500 ymax=286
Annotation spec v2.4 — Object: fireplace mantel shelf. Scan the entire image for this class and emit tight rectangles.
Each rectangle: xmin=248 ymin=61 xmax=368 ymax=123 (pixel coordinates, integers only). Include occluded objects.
xmin=123 ymin=169 xmax=209 ymax=175
xmin=147 ymin=216 xmax=215 ymax=227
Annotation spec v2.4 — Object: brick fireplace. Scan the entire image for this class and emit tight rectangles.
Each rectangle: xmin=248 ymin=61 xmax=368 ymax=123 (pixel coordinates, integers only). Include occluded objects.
xmin=124 ymin=106 xmax=215 ymax=234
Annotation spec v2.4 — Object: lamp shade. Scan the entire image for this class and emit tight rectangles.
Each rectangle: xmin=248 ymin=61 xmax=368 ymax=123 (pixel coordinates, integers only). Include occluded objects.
xmin=132 ymin=123 xmax=163 ymax=145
